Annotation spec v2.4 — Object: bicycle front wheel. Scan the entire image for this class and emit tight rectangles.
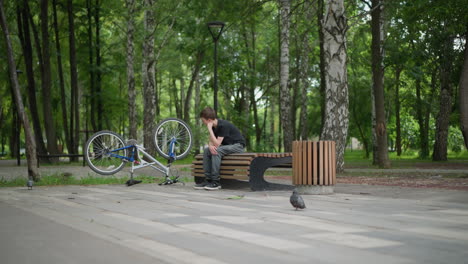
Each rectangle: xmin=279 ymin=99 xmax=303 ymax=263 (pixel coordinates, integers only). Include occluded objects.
xmin=153 ymin=118 xmax=193 ymax=160
xmin=84 ymin=130 xmax=127 ymax=175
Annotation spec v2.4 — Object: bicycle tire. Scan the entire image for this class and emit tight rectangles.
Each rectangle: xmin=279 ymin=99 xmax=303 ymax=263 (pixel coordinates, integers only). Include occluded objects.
xmin=84 ymin=130 xmax=128 ymax=175
xmin=153 ymin=118 xmax=193 ymax=160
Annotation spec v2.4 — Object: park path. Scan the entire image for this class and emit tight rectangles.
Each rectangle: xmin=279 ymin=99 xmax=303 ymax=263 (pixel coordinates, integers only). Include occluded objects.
xmin=1 ymin=182 xmax=468 ymax=264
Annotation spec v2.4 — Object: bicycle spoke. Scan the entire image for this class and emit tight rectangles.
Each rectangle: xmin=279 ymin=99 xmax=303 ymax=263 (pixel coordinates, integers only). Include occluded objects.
xmin=85 ymin=131 xmax=127 ymax=175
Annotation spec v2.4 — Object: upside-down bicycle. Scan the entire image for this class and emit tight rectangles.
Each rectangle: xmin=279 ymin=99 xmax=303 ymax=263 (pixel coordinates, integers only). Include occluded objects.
xmin=84 ymin=118 xmax=193 ymax=186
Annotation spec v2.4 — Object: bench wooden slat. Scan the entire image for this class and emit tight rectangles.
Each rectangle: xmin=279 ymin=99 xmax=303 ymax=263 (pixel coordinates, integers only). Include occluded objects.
xmin=192 ymin=160 xmax=252 ymax=165
xmin=192 ymin=152 xmax=293 ymax=191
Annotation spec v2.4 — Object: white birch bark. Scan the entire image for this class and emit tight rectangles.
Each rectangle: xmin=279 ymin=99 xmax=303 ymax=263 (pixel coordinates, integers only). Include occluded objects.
xmin=279 ymin=0 xmax=293 ymax=152
xmin=320 ymin=0 xmax=349 ymax=172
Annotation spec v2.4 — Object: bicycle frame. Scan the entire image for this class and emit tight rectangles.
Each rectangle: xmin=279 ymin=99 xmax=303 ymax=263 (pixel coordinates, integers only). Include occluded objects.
xmin=109 ymin=139 xmax=178 ymax=182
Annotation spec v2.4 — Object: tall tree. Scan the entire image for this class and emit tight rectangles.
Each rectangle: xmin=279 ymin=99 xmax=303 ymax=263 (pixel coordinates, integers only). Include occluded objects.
xmin=433 ymin=36 xmax=454 ymax=161
xmin=317 ymin=0 xmax=326 ymax=134
xmin=183 ymin=48 xmax=204 ymax=123
xmin=67 ymin=0 xmax=79 ymax=155
xmin=126 ymin=0 xmax=137 ymax=139
xmin=460 ymin=29 xmax=468 ymax=150
xmin=52 ymin=0 xmax=71 ymax=153
xmin=0 ymin=0 xmax=39 ymax=180
xmin=320 ymin=0 xmax=349 ymax=172
xmin=16 ymin=1 xmax=48 ymax=158
xmin=370 ymin=0 xmax=390 ymax=168
xmin=393 ymin=66 xmax=402 ymax=156
xmin=299 ymin=0 xmax=313 ymax=139
xmin=279 ymin=0 xmax=293 ymax=152
xmin=40 ymin=0 xmax=60 ymax=156
xmin=95 ymin=0 xmax=103 ymax=130
xmin=142 ymin=0 xmax=157 ymax=154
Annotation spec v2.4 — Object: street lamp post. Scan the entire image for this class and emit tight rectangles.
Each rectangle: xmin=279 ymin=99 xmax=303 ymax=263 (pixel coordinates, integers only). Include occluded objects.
xmin=207 ymin=21 xmax=225 ymax=112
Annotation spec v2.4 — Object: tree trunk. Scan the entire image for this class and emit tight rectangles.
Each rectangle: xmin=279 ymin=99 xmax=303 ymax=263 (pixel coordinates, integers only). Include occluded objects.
xmin=86 ymin=0 xmax=96 ymax=131
xmin=279 ymin=0 xmax=293 ymax=152
xmin=67 ymin=0 xmax=79 ymax=155
xmin=242 ymin=21 xmax=261 ymax=148
xmin=0 ymin=0 xmax=40 ymax=180
xmin=194 ymin=74 xmax=201 ymax=155
xmin=17 ymin=2 xmax=48 ymax=158
xmin=52 ymin=0 xmax=71 ymax=154
xmin=299 ymin=0 xmax=313 ymax=140
xmin=415 ymin=79 xmax=429 ymax=158
xmin=184 ymin=48 xmax=204 ymax=123
xmin=460 ymin=29 xmax=468 ymax=150
xmin=433 ymin=37 xmax=454 ymax=161
xmin=95 ymin=0 xmax=103 ymax=130
xmin=370 ymin=0 xmax=390 ymax=168
xmin=394 ymin=67 xmax=402 ymax=156
xmin=142 ymin=0 xmax=157 ymax=154
xmin=317 ymin=0 xmax=326 ymax=135
xmin=126 ymin=0 xmax=137 ymax=139
xmin=320 ymin=0 xmax=349 ymax=172
xmin=40 ymin=0 xmax=60 ymax=157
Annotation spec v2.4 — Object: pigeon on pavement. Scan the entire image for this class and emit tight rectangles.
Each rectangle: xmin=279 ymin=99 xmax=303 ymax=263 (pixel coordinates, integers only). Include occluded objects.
xmin=290 ymin=189 xmax=306 ymax=210
xmin=27 ymin=179 xmax=33 ymax=190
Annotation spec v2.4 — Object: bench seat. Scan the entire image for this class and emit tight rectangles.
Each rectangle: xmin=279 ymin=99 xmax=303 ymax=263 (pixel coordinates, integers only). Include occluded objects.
xmin=191 ymin=152 xmax=292 ymax=191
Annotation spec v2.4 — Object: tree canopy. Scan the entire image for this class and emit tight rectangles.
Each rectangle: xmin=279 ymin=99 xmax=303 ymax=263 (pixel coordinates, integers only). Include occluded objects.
xmin=0 ymin=0 xmax=467 ymax=171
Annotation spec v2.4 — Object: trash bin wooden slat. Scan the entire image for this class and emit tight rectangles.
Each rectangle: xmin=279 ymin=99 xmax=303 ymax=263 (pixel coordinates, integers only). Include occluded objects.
xmin=292 ymin=141 xmax=336 ymax=186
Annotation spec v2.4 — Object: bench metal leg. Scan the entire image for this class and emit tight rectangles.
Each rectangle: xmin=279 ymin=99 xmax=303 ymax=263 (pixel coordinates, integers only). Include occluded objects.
xmin=249 ymin=157 xmax=292 ymax=191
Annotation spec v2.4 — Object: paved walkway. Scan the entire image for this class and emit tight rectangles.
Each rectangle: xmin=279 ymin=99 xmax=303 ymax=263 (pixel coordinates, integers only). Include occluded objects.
xmin=1 ymin=180 xmax=468 ymax=264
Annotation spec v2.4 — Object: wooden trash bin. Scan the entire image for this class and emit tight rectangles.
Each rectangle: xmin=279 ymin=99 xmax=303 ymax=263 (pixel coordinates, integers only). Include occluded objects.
xmin=292 ymin=141 xmax=336 ymax=193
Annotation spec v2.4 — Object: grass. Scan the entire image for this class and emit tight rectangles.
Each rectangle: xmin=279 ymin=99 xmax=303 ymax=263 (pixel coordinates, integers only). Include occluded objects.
xmin=2 ymin=149 xmax=467 ymax=187
xmin=344 ymin=150 xmax=468 ymax=168
xmin=0 ymin=172 xmax=194 ymax=188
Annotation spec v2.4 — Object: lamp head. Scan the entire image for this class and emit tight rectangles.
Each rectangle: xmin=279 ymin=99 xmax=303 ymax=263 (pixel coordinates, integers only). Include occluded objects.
xmin=207 ymin=21 xmax=225 ymax=41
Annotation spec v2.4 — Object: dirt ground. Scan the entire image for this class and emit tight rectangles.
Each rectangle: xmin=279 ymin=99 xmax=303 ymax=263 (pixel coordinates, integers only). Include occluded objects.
xmin=336 ymin=162 xmax=468 ymax=191
xmin=266 ymin=161 xmax=468 ymax=191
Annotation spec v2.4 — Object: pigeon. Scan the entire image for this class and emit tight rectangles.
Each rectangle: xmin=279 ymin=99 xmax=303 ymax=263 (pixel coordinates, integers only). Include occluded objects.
xmin=290 ymin=189 xmax=306 ymax=210
xmin=27 ymin=179 xmax=33 ymax=190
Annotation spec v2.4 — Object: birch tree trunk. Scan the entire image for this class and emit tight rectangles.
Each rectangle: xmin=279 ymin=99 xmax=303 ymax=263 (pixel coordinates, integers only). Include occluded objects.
xmin=459 ymin=30 xmax=468 ymax=150
xmin=370 ymin=0 xmax=390 ymax=168
xmin=126 ymin=0 xmax=137 ymax=139
xmin=320 ymin=0 xmax=349 ymax=172
xmin=0 ymin=0 xmax=40 ymax=180
xmin=279 ymin=0 xmax=293 ymax=152
xmin=142 ymin=0 xmax=157 ymax=154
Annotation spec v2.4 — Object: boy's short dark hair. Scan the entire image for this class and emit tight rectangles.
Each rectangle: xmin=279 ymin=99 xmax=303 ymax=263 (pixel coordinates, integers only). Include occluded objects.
xmin=199 ymin=107 xmax=217 ymax=120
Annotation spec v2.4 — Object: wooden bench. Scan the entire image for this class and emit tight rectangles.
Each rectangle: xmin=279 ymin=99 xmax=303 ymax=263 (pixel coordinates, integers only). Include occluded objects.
xmin=191 ymin=152 xmax=292 ymax=191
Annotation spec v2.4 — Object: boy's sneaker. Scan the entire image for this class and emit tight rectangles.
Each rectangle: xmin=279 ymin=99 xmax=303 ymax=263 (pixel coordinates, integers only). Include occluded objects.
xmin=204 ymin=182 xmax=221 ymax=191
xmin=193 ymin=181 xmax=210 ymax=190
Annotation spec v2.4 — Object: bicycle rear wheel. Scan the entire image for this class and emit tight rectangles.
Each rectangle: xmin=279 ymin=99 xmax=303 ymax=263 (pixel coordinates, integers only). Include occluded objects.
xmin=85 ymin=130 xmax=127 ymax=175
xmin=153 ymin=118 xmax=193 ymax=160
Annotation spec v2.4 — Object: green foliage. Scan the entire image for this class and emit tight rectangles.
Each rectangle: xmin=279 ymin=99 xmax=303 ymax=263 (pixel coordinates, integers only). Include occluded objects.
xmin=0 ymin=0 xmax=466 ymax=160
